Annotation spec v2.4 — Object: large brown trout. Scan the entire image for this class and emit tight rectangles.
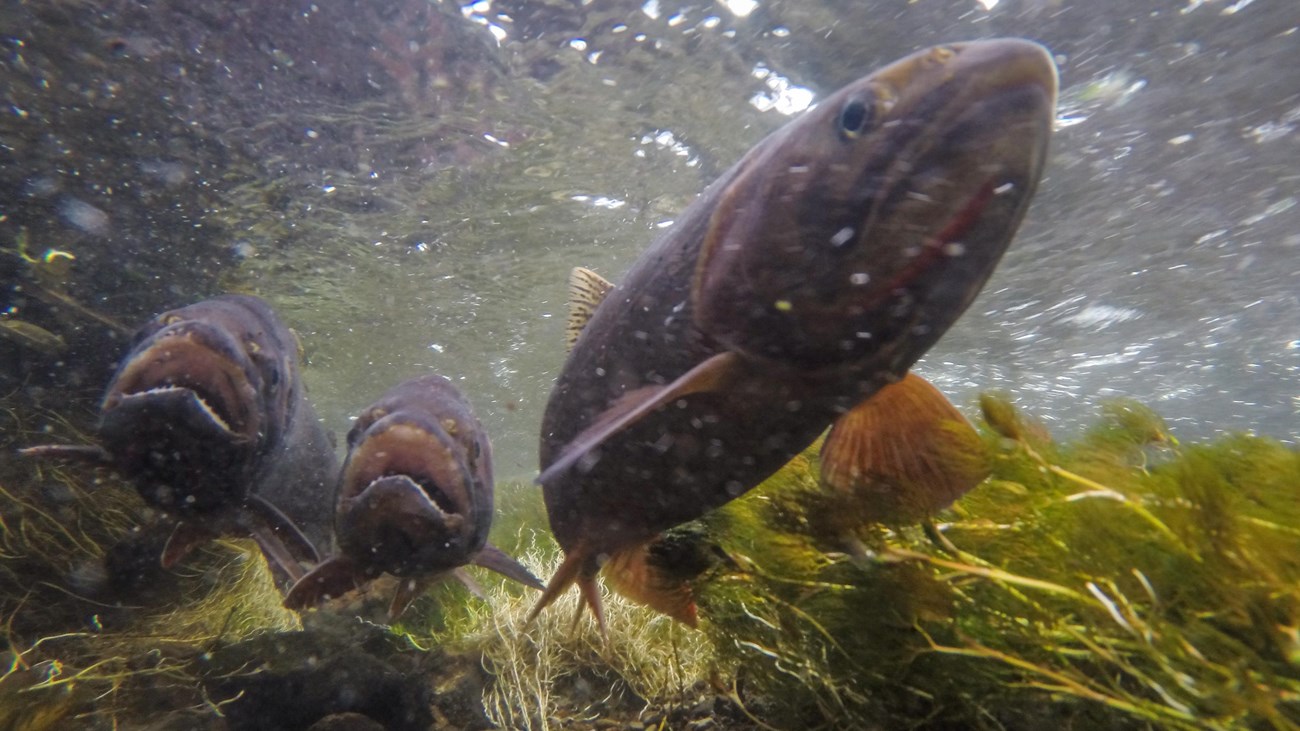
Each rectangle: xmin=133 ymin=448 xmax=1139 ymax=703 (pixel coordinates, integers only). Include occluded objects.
xmin=22 ymin=295 xmax=337 ymax=581
xmin=284 ymin=375 xmax=542 ymax=618
xmin=532 ymin=39 xmax=1058 ymax=629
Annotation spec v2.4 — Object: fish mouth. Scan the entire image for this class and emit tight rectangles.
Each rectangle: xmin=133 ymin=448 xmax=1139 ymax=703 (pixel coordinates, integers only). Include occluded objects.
xmin=103 ymin=322 xmax=261 ymax=442
xmin=338 ymin=420 xmax=477 ymax=573
xmin=339 ymin=474 xmax=467 ymax=574
xmin=339 ymin=420 xmax=474 ymax=531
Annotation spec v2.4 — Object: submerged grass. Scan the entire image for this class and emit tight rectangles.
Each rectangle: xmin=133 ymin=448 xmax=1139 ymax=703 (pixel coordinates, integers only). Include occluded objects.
xmin=696 ymin=396 xmax=1300 ymax=729
xmin=0 ymin=394 xmax=298 ymax=728
xmin=2 ymin=387 xmax=1298 ymax=729
xmin=399 ymin=484 xmax=718 ymax=731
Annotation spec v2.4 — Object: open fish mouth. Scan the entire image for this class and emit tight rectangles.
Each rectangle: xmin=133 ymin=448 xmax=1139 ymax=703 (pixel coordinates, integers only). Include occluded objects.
xmin=338 ymin=473 xmax=468 ymax=574
xmin=103 ymin=324 xmax=261 ymax=441
xmin=341 ymin=421 xmax=474 ymax=521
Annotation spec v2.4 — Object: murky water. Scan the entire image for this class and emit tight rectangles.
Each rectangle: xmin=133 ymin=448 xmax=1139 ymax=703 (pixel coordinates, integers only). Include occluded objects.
xmin=7 ymin=0 xmax=1295 ymax=484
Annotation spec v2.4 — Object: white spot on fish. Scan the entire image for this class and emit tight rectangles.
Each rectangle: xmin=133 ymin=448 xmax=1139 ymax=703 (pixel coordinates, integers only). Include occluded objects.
xmin=850 ymin=272 xmax=870 ymax=285
xmin=830 ymin=227 xmax=855 ymax=247
xmin=942 ymin=242 xmax=966 ymax=257
xmin=994 ymin=182 xmax=1015 ymax=195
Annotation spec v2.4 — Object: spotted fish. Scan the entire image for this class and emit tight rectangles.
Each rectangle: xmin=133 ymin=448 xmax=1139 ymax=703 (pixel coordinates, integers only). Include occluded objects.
xmin=531 ymin=39 xmax=1059 ymax=631
xmin=284 ymin=375 xmax=542 ymax=618
xmin=21 ymin=295 xmax=337 ymax=580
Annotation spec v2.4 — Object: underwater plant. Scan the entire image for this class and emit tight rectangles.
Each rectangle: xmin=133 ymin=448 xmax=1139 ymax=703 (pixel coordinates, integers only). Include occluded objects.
xmin=695 ymin=395 xmax=1300 ymax=729
xmin=0 ymin=394 xmax=300 ymax=729
xmin=3 ymin=386 xmax=1298 ymax=729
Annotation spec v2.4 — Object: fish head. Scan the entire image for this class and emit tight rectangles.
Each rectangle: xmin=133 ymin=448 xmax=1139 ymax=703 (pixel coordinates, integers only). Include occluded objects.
xmin=98 ymin=295 xmax=298 ymax=511
xmin=693 ymin=38 xmax=1058 ymax=374
xmin=337 ymin=380 xmax=491 ymax=576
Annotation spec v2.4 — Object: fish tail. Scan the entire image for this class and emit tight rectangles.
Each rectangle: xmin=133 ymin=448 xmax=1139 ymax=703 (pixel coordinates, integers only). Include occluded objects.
xmin=528 ymin=547 xmax=607 ymax=637
xmin=602 ymin=541 xmax=698 ymax=628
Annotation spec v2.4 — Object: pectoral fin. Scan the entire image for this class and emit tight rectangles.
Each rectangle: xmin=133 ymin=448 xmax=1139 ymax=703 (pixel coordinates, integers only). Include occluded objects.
xmin=450 ymin=568 xmax=487 ymax=600
xmin=471 ymin=543 xmax=545 ymax=590
xmin=537 ymin=351 xmax=747 ymax=485
xmin=160 ymin=521 xmax=217 ymax=569
xmin=18 ymin=443 xmax=114 ymax=464
xmin=245 ymin=494 xmax=321 ymax=564
xmin=819 ymin=372 xmax=989 ymax=526
xmin=284 ymin=555 xmax=368 ymax=611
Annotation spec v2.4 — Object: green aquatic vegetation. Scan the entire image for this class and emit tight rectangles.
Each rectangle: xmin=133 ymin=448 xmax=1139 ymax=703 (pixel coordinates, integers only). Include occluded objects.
xmin=696 ymin=396 xmax=1300 ymax=730
xmin=396 ymin=483 xmax=715 ymax=731
xmin=0 ymin=400 xmax=299 ymax=728
xmin=418 ymin=539 xmax=715 ymax=731
xmin=3 ymin=391 xmax=1298 ymax=729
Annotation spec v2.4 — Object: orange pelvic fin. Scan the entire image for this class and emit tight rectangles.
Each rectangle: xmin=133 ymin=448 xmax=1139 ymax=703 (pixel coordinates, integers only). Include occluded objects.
xmin=820 ymin=372 xmax=989 ymax=525
xmin=283 ymin=555 xmax=367 ymax=611
xmin=602 ymin=540 xmax=698 ymax=628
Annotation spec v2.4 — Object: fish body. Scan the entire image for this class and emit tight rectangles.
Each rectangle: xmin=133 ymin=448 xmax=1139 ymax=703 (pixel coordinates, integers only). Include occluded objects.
xmin=284 ymin=375 xmax=541 ymax=617
xmin=534 ymin=39 xmax=1058 ymax=626
xmin=22 ymin=295 xmax=336 ymax=579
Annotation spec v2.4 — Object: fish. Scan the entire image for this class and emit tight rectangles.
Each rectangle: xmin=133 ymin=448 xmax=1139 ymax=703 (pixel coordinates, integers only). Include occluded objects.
xmin=0 ymin=318 xmax=67 ymax=355
xmin=283 ymin=375 xmax=543 ymax=618
xmin=531 ymin=39 xmax=1058 ymax=631
xmin=20 ymin=294 xmax=338 ymax=581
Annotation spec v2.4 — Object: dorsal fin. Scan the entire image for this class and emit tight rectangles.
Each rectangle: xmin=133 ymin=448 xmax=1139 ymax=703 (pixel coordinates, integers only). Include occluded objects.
xmin=566 ymin=267 xmax=615 ymax=351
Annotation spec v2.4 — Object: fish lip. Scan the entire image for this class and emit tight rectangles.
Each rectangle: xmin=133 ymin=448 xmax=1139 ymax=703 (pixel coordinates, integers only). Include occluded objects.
xmin=339 ymin=418 xmax=476 ymax=524
xmin=338 ymin=474 xmax=470 ymax=576
xmin=108 ymin=386 xmax=241 ymax=438
xmin=103 ymin=322 xmax=262 ymax=441
xmin=940 ymin=38 xmax=1059 ymax=101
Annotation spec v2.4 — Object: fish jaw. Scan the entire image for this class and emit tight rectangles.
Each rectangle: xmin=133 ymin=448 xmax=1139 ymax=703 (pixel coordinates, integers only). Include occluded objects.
xmin=103 ymin=322 xmax=262 ymax=444
xmin=692 ymin=38 xmax=1058 ymax=373
xmin=338 ymin=474 xmax=472 ymax=578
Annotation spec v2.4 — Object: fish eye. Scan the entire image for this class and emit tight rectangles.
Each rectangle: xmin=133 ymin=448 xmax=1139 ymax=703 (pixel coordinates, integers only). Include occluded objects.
xmin=838 ymin=98 xmax=873 ymax=139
